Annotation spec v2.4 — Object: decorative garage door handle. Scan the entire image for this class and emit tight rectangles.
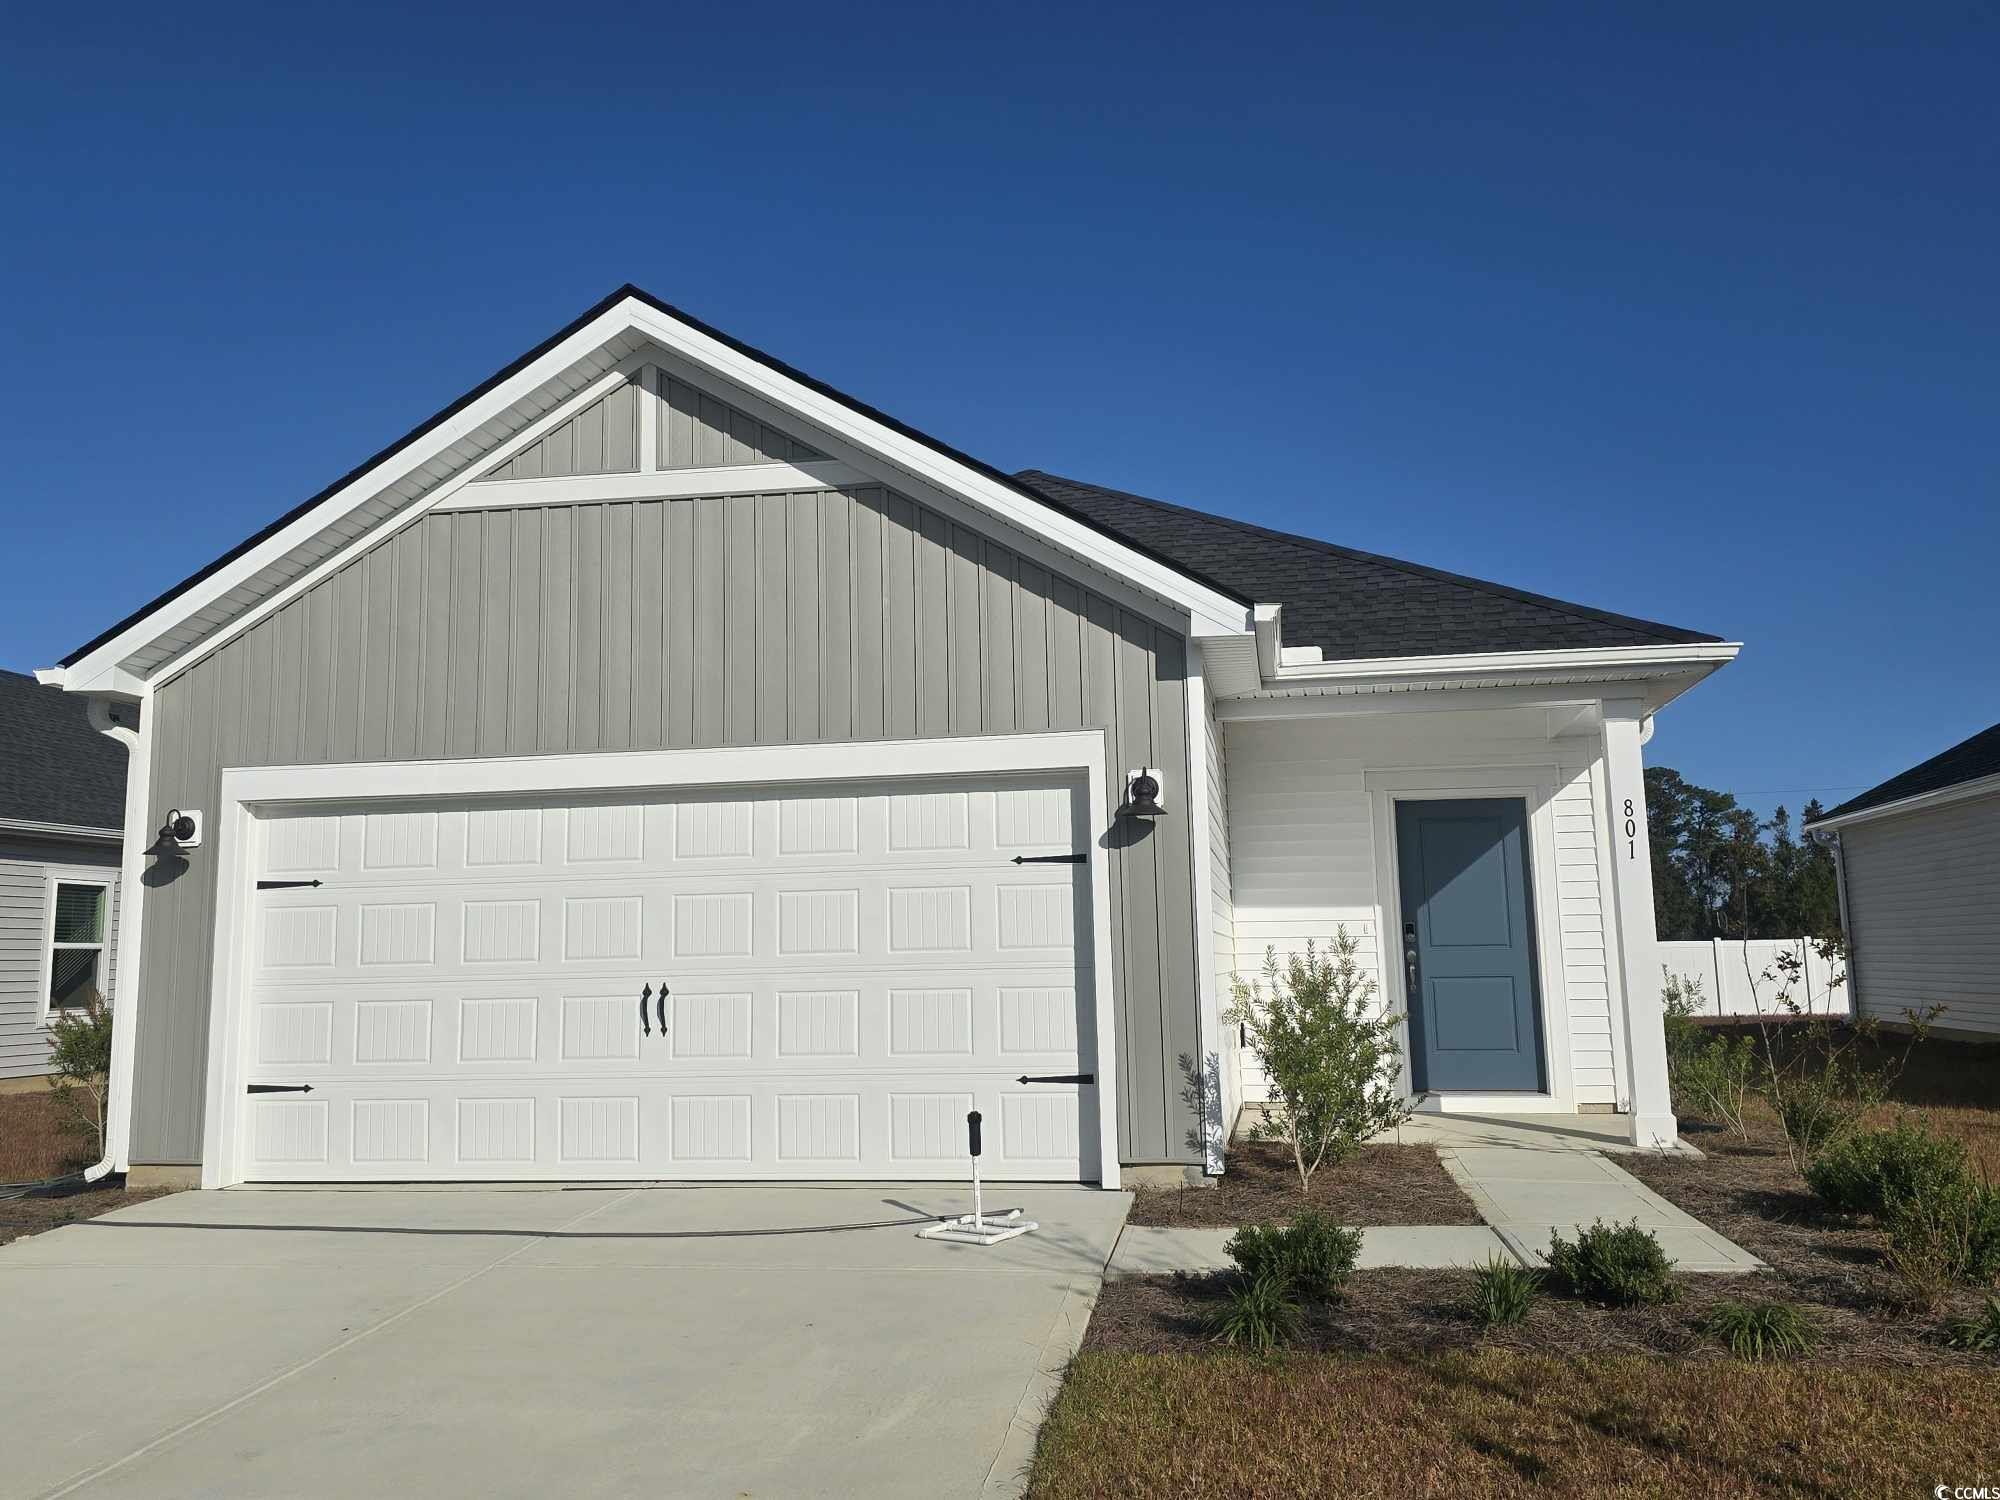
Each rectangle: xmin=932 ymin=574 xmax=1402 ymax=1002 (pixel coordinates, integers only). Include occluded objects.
xmin=639 ymin=983 xmax=653 ymax=1037
xmin=657 ymin=984 xmax=669 ymax=1037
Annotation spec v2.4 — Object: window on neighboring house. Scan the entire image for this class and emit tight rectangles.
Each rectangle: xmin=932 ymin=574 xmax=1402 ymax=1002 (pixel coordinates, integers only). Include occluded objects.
xmin=46 ymin=880 xmax=109 ymax=1016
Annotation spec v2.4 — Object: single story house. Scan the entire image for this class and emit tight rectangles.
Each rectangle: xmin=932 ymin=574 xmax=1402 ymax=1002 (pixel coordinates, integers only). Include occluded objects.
xmin=38 ymin=286 xmax=1737 ymax=1189
xmin=1807 ymin=721 xmax=2000 ymax=1039
xmin=0 ymin=669 xmax=126 ymax=1084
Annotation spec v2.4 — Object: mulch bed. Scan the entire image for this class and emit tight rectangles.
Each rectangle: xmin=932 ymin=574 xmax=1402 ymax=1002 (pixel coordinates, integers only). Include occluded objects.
xmin=1084 ymin=1265 xmax=1995 ymax=1367
xmin=0 ymin=1181 xmax=177 ymax=1248
xmin=1127 ymin=1141 xmax=1481 ymax=1227
xmin=1622 ymin=1115 xmax=1999 ymax=1330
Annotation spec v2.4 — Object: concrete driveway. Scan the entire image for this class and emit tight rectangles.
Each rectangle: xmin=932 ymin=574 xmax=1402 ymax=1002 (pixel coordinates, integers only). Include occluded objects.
xmin=0 ymin=1183 xmax=1130 ymax=1500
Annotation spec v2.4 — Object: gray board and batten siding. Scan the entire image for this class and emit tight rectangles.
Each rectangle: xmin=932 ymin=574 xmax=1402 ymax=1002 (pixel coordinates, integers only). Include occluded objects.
xmin=479 ymin=371 xmax=823 ymax=482
xmin=133 ymin=482 xmax=1202 ymax=1169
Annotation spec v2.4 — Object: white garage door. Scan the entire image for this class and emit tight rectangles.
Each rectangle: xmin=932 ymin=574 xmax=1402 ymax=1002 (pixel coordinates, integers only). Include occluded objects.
xmin=238 ymin=776 xmax=1096 ymax=1182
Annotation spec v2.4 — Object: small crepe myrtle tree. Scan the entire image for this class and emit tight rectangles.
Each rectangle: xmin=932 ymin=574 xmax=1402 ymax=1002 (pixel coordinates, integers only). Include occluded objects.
xmin=47 ymin=990 xmax=114 ymax=1160
xmin=1227 ymin=931 xmax=1414 ymax=1196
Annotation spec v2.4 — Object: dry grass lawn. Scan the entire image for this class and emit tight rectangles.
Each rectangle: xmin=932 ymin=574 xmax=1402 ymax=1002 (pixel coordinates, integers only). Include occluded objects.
xmin=0 ymin=1088 xmax=94 ymax=1183
xmin=0 ymin=1088 xmax=175 ymax=1248
xmin=1029 ymin=1350 xmax=2000 ymax=1499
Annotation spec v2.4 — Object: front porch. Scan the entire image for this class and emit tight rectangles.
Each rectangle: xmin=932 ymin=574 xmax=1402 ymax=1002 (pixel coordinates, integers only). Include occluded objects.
xmin=1207 ymin=681 xmax=1679 ymax=1151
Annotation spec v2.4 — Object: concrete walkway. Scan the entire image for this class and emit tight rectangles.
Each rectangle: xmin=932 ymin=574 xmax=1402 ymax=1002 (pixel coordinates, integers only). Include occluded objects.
xmin=1109 ymin=1224 xmax=1510 ymax=1279
xmin=1110 ymin=1113 xmax=1763 ymax=1277
xmin=1439 ymin=1141 xmax=1764 ymax=1272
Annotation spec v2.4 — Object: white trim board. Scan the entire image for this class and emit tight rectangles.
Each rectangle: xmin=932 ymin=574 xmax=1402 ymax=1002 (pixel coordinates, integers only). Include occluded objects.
xmin=36 ymin=866 xmax=116 ymax=1027
xmin=436 ymin=460 xmax=870 ymax=510
xmin=1366 ymin=766 xmax=1578 ymax=1115
xmin=198 ymin=731 xmax=1122 ymax=1191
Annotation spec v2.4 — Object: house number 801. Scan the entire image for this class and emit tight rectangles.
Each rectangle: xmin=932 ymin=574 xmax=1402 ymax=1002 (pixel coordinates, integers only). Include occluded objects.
xmin=1623 ymin=798 xmax=1637 ymax=858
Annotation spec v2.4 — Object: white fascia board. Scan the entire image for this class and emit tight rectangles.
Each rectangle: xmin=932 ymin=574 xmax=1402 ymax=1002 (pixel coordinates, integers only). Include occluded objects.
xmin=1804 ymin=771 xmax=2000 ymax=833
xmin=56 ymin=307 xmax=644 ymax=693
xmin=36 ymin=663 xmax=147 ymax=700
xmin=1266 ymin=641 xmax=1742 ymax=687
xmin=621 ymin=301 xmax=1253 ymax=638
xmin=1252 ymin=604 xmax=1283 ymax=681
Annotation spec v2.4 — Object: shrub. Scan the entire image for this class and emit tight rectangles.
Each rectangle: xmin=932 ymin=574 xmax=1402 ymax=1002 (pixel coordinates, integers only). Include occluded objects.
xmin=1543 ymin=1220 xmax=1680 ymax=1306
xmin=1225 ymin=1211 xmax=1362 ymax=1301
xmin=1663 ymin=975 xmax=1755 ymax=1137
xmin=1806 ymin=1118 xmax=1973 ymax=1218
xmin=1208 ymin=1269 xmax=1301 ymax=1353
xmin=1770 ymin=1071 xmax=1867 ymax=1168
xmin=1885 ymin=1176 xmax=2000 ymax=1308
xmin=1468 ymin=1257 xmax=1540 ymax=1327
xmin=1945 ymin=1297 xmax=2000 ymax=1352
xmin=1702 ymin=1300 xmax=1820 ymax=1360
xmin=1737 ymin=939 xmax=1938 ymax=1177
xmin=46 ymin=991 xmax=114 ymax=1159
xmin=1227 ymin=932 xmax=1413 ymax=1195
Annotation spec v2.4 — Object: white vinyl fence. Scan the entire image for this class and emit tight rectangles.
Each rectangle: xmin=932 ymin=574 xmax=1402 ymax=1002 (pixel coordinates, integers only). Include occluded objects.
xmin=1659 ymin=939 xmax=1850 ymax=1019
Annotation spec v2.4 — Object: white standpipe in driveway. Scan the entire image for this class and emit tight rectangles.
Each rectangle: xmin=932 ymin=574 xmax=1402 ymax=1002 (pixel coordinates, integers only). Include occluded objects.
xmin=919 ymin=1110 xmax=1041 ymax=1247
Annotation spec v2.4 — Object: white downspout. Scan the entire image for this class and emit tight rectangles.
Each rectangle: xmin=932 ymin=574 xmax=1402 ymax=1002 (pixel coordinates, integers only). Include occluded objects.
xmin=84 ymin=695 xmax=152 ymax=1182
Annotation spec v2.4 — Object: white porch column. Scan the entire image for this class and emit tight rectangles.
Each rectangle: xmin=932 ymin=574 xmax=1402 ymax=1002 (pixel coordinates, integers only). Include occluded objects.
xmin=1601 ymin=699 xmax=1677 ymax=1148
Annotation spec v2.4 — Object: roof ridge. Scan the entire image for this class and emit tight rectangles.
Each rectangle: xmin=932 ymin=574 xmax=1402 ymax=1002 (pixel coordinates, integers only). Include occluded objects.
xmin=1015 ymin=468 xmax=1717 ymax=648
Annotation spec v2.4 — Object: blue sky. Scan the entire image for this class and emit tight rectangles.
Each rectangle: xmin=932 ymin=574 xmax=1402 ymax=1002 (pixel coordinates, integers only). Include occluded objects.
xmin=3 ymin=4 xmax=1993 ymax=817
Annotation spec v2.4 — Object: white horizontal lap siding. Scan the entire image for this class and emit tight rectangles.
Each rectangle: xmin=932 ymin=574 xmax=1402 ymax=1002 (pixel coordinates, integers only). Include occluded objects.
xmin=1843 ymin=794 xmax=2000 ymax=1036
xmin=0 ymin=842 xmax=120 ymax=1080
xmin=1224 ymin=725 xmax=1378 ymax=1103
xmin=1553 ymin=766 xmax=1616 ymax=1107
xmin=1222 ymin=712 xmax=1613 ymax=1105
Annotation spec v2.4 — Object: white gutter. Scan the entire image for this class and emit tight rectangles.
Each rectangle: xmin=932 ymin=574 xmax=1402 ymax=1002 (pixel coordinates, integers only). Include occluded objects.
xmin=1265 ymin=641 xmax=1742 ymax=687
xmin=0 ymin=817 xmax=122 ymax=844
xmin=80 ymin=695 xmax=152 ymax=1183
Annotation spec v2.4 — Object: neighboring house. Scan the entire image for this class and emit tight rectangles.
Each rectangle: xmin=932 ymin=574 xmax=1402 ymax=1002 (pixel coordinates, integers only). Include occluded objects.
xmin=0 ymin=669 xmax=125 ymax=1084
xmin=37 ymin=286 xmax=1737 ymax=1189
xmin=1807 ymin=722 xmax=2000 ymax=1039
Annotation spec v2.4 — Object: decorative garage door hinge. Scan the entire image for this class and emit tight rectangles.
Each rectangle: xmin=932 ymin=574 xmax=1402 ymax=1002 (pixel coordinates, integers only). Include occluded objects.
xmin=1009 ymin=853 xmax=1085 ymax=865
xmin=1015 ymin=1073 xmax=1095 ymax=1085
xmin=246 ymin=1083 xmax=315 ymax=1094
xmin=256 ymin=879 xmax=324 ymax=890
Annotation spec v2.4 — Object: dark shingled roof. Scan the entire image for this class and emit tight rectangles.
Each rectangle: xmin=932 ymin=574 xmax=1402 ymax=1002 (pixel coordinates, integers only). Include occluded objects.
xmin=1014 ymin=471 xmax=1724 ymax=662
xmin=0 ymin=670 xmax=126 ymax=832
xmin=1820 ymin=721 xmax=2000 ymax=822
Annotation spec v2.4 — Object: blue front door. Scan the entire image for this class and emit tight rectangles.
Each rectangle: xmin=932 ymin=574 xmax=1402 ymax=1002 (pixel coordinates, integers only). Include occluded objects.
xmin=1394 ymin=798 xmax=1546 ymax=1094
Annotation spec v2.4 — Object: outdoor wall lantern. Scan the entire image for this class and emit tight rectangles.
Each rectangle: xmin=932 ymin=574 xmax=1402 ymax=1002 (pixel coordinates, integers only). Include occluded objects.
xmin=1123 ymin=769 xmax=1167 ymax=818
xmin=161 ymin=808 xmax=204 ymax=850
